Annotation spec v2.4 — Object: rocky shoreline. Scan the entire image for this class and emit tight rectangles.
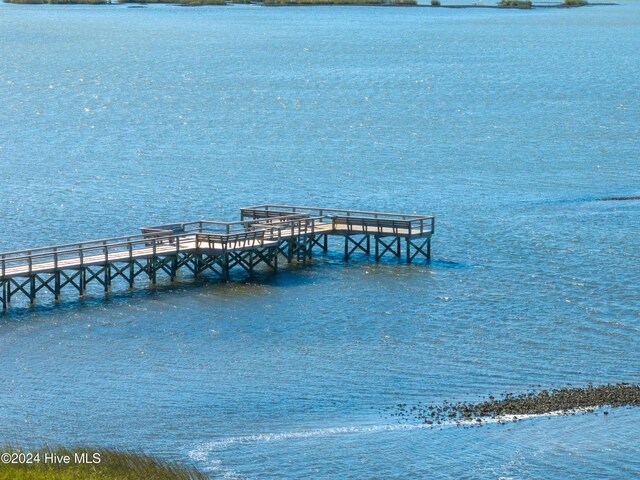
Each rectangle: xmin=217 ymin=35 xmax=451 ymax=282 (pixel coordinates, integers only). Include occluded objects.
xmin=386 ymin=383 xmax=640 ymax=426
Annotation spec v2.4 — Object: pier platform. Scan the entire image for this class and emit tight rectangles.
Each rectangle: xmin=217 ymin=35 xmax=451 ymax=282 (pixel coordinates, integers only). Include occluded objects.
xmin=0 ymin=205 xmax=434 ymax=311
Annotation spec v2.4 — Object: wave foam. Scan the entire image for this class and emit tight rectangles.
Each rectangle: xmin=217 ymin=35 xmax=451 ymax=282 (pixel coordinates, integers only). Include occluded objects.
xmin=189 ymin=408 xmax=587 ymax=465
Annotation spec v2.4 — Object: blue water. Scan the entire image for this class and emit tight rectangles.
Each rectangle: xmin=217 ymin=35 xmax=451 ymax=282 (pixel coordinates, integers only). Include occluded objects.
xmin=1 ymin=2 xmax=639 ymax=478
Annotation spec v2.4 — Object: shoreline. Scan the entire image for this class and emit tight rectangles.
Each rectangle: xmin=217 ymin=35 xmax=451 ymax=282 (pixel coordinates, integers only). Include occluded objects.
xmin=1 ymin=0 xmax=618 ymax=6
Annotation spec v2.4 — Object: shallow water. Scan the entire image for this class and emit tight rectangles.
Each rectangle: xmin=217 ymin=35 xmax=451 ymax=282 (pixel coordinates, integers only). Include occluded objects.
xmin=0 ymin=2 xmax=639 ymax=478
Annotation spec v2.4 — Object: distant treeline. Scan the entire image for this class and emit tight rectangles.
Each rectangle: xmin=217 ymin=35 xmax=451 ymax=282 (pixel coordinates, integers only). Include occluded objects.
xmin=263 ymin=0 xmax=416 ymax=4
xmin=4 ymin=0 xmax=417 ymax=4
xmin=497 ymin=0 xmax=588 ymax=7
xmin=6 ymin=0 xmax=109 ymax=3
xmin=3 ymin=0 xmax=416 ymax=5
xmin=4 ymin=0 xmax=228 ymax=4
xmin=2 ymin=0 xmax=591 ymax=6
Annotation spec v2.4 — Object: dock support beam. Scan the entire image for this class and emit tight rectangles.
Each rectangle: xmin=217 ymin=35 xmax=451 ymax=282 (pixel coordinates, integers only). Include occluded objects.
xmin=147 ymin=259 xmax=156 ymax=285
xmin=54 ymin=272 xmax=61 ymax=301
xmin=79 ymin=268 xmax=86 ymax=296
xmin=105 ymin=264 xmax=111 ymax=292
xmin=344 ymin=234 xmax=371 ymax=260
xmin=223 ymin=253 xmax=230 ymax=281
xmin=30 ymin=276 xmax=36 ymax=305
xmin=280 ymin=238 xmax=312 ymax=264
xmin=171 ymin=257 xmax=178 ymax=281
xmin=374 ymin=237 xmax=401 ymax=261
xmin=309 ymin=234 xmax=328 ymax=254
xmin=406 ymin=237 xmax=432 ymax=263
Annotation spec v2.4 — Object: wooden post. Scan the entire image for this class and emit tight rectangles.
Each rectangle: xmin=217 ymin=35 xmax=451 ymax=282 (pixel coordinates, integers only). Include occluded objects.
xmin=223 ymin=253 xmax=230 ymax=281
xmin=194 ymin=254 xmax=201 ymax=276
xmin=30 ymin=276 xmax=36 ymax=305
xmin=54 ymin=271 xmax=61 ymax=301
xmin=129 ymin=261 xmax=135 ymax=288
xmin=406 ymin=238 xmax=411 ymax=264
xmin=104 ymin=264 xmax=111 ymax=292
xmin=147 ymin=259 xmax=156 ymax=285
xmin=287 ymin=239 xmax=294 ymax=263
xmin=171 ymin=256 xmax=177 ymax=281
xmin=79 ymin=268 xmax=86 ymax=297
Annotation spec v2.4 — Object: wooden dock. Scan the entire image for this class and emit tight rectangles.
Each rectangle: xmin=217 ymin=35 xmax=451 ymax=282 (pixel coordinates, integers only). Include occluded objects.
xmin=0 ymin=205 xmax=434 ymax=312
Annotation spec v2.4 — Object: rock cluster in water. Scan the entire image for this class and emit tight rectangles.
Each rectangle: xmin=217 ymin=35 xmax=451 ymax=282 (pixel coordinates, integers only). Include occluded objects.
xmin=385 ymin=383 xmax=640 ymax=427
xmin=600 ymin=196 xmax=640 ymax=201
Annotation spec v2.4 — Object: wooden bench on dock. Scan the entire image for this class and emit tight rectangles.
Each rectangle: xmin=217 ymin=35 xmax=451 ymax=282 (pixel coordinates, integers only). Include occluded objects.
xmin=331 ymin=216 xmax=414 ymax=236
xmin=195 ymin=230 xmax=268 ymax=252
xmin=140 ymin=223 xmax=185 ymax=245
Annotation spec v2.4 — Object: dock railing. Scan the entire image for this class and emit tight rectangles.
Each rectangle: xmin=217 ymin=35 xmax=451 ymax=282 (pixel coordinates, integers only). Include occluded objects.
xmin=1 ymin=232 xmax=181 ymax=279
xmin=143 ymin=215 xmax=331 ymax=253
xmin=143 ymin=214 xmax=330 ymax=244
xmin=240 ymin=204 xmax=435 ymax=236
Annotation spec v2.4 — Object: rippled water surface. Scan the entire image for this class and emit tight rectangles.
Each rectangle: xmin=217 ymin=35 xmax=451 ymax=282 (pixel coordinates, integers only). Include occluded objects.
xmin=1 ymin=2 xmax=639 ymax=478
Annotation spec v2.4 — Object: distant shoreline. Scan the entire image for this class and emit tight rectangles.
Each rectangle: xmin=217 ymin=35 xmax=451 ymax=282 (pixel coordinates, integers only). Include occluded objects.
xmin=1 ymin=0 xmax=619 ymax=6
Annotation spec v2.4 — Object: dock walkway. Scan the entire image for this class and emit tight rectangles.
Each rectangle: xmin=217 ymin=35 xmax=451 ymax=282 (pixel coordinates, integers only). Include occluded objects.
xmin=0 ymin=205 xmax=434 ymax=311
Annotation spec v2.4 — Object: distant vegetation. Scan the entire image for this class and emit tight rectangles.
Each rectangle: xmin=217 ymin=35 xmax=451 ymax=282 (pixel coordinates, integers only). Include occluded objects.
xmin=184 ymin=0 xmax=226 ymax=4
xmin=5 ymin=0 xmax=107 ymax=4
xmin=3 ymin=0 xmax=417 ymax=4
xmin=0 ymin=0 xmax=596 ymax=7
xmin=117 ymin=0 xmax=225 ymax=4
xmin=264 ymin=0 xmax=415 ymax=4
xmin=0 ymin=447 xmax=207 ymax=480
xmin=117 ymin=0 xmax=174 ymax=3
xmin=4 ymin=0 xmax=227 ymax=4
xmin=498 ymin=0 xmax=532 ymax=7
